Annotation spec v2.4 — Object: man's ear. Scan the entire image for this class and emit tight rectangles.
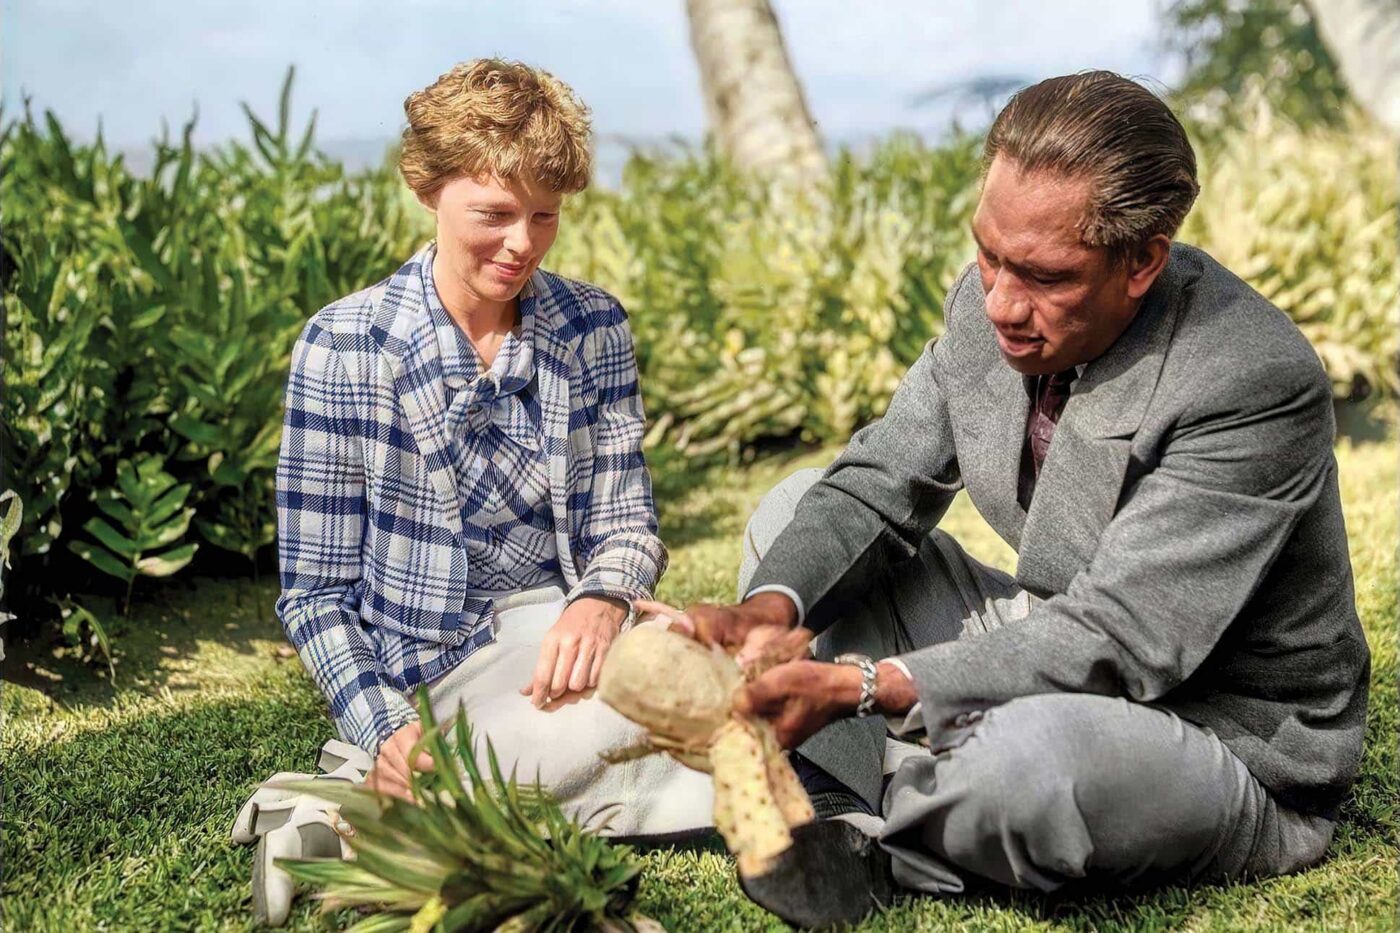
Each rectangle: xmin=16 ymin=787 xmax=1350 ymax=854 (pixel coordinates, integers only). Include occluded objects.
xmin=1126 ymin=234 xmax=1172 ymax=300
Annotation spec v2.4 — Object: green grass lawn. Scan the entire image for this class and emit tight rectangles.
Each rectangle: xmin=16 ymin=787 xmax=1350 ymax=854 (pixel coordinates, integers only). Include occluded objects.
xmin=4 ymin=432 xmax=1395 ymax=931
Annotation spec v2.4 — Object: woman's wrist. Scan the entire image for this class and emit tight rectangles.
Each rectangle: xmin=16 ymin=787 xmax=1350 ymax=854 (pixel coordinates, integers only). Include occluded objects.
xmin=571 ymin=593 xmax=631 ymax=628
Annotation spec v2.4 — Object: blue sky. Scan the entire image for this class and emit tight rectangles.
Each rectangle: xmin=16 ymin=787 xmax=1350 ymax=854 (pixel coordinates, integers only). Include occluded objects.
xmin=2 ymin=1 xmax=1181 ymax=165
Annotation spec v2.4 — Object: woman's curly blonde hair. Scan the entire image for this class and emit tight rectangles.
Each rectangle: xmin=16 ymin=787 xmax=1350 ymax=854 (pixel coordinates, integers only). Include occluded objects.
xmin=399 ymin=59 xmax=592 ymax=202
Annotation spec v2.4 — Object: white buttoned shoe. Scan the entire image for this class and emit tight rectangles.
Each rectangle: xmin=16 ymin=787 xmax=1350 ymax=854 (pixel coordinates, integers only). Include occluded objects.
xmin=231 ymin=740 xmax=374 ymax=926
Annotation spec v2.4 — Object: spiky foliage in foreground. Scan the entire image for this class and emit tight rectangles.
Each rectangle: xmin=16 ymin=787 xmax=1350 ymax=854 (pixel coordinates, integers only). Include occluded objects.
xmin=274 ymin=692 xmax=645 ymax=933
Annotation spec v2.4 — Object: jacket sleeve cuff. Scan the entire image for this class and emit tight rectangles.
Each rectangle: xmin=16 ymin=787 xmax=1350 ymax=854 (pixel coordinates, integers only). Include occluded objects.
xmin=339 ymin=683 xmax=420 ymax=758
xmin=569 ymin=533 xmax=665 ymax=605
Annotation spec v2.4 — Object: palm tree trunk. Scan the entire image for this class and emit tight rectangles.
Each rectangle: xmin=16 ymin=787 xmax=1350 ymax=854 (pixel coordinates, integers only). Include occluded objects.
xmin=1305 ymin=0 xmax=1400 ymax=134
xmin=685 ymin=0 xmax=828 ymax=185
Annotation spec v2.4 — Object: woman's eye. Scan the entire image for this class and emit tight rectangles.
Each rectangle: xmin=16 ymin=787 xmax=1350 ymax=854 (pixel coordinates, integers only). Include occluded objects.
xmin=478 ymin=210 xmax=508 ymax=222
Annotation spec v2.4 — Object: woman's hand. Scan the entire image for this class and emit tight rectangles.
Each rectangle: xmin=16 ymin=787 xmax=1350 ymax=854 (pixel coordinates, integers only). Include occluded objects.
xmin=364 ymin=720 xmax=434 ymax=802
xmin=520 ymin=596 xmax=628 ymax=708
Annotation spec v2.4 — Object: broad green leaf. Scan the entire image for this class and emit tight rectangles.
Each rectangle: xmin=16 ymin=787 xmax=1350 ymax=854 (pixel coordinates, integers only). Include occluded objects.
xmin=247 ymin=421 xmax=283 ymax=461
xmin=168 ymin=413 xmax=224 ymax=446
xmin=213 ymin=339 xmax=242 ymax=385
xmin=134 ymin=454 xmax=168 ymax=483
xmin=80 ymin=516 xmax=140 ymax=558
xmin=125 ymin=457 xmax=177 ymax=507
xmin=276 ymin=64 xmax=295 ymax=142
xmin=0 ymin=491 xmax=21 ymax=570
xmin=144 ymin=483 xmax=193 ymax=528
xmin=67 ymin=540 xmax=135 ymax=583
xmin=134 ymin=543 xmax=196 ymax=578
xmin=144 ymin=507 xmax=193 ymax=549
xmin=94 ymin=495 xmax=137 ymax=529
xmin=194 ymin=518 xmax=241 ymax=553
xmin=211 ymin=459 xmax=248 ymax=488
xmin=128 ymin=304 xmax=168 ymax=329
xmin=115 ymin=459 xmax=138 ymax=497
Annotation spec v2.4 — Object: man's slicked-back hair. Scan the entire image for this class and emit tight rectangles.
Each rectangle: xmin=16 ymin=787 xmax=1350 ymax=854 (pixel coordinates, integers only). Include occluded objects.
xmin=399 ymin=59 xmax=592 ymax=202
xmin=984 ymin=71 xmax=1200 ymax=260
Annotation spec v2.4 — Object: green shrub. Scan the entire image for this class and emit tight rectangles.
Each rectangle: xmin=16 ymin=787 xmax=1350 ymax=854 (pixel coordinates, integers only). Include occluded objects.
xmin=1 ymin=71 xmax=424 ymax=636
xmin=66 ymin=454 xmax=197 ymax=611
xmin=550 ymin=133 xmax=983 ymax=458
xmin=1181 ymin=101 xmax=1399 ymax=398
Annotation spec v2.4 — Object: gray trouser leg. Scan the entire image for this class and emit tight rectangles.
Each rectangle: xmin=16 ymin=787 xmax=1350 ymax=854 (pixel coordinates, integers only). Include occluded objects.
xmin=738 ymin=469 xmax=1028 ymax=811
xmin=738 ymin=469 xmax=1334 ymax=892
xmin=880 ymin=693 xmax=1335 ymax=893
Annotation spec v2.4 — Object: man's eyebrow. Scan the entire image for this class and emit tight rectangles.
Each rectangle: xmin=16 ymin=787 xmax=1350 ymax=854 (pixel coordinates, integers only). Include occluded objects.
xmin=1020 ymin=258 xmax=1072 ymax=278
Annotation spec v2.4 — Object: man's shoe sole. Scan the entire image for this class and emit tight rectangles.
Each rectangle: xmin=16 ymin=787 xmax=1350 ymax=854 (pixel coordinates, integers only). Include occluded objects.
xmin=738 ymin=819 xmax=894 ymax=929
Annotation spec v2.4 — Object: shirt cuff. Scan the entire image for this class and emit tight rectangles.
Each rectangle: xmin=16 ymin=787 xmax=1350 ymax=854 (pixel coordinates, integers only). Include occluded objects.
xmin=878 ymin=656 xmax=925 ymax=738
xmin=743 ymin=584 xmax=806 ymax=626
xmin=564 ymin=585 xmax=638 ymax=629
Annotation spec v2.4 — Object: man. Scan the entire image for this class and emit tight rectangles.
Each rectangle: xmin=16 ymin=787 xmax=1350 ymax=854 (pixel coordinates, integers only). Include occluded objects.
xmin=685 ymin=71 xmax=1370 ymax=928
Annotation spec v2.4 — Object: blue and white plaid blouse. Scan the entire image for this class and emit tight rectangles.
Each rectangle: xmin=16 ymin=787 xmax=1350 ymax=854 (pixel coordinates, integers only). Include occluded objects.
xmin=424 ymin=253 xmax=562 ymax=595
xmin=275 ymin=244 xmax=667 ymax=755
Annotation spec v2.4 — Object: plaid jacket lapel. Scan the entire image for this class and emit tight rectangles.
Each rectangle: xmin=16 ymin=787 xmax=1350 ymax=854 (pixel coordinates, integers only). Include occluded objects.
xmin=375 ymin=248 xmax=464 ymax=535
xmin=526 ymin=271 xmax=581 ymax=588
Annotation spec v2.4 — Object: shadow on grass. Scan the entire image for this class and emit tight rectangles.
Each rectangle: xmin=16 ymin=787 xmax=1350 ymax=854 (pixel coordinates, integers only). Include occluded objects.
xmin=3 ymin=574 xmax=289 ymax=715
xmin=649 ymin=446 xmax=734 ymax=552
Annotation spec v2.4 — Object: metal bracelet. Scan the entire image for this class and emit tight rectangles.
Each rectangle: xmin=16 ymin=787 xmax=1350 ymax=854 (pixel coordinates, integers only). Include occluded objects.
xmin=835 ymin=653 xmax=879 ymax=719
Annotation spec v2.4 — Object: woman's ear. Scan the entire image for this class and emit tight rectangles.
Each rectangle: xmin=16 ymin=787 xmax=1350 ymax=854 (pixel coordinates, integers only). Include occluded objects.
xmin=413 ymin=187 xmax=439 ymax=213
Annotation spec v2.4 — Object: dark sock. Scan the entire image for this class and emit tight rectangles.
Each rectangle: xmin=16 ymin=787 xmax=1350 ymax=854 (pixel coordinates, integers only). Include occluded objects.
xmin=790 ymin=752 xmax=874 ymax=818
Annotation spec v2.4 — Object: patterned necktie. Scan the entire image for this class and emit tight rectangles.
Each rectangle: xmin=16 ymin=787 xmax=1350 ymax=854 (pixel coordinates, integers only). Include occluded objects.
xmin=1019 ymin=368 xmax=1078 ymax=509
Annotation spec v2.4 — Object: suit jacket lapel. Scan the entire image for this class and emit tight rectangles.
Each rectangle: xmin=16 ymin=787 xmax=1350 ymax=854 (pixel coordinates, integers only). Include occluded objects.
xmin=1015 ymin=260 xmax=1186 ymax=594
xmin=526 ymin=272 xmax=581 ymax=587
xmin=377 ymin=246 xmax=463 ymax=536
xmin=965 ymin=361 xmax=1032 ymax=548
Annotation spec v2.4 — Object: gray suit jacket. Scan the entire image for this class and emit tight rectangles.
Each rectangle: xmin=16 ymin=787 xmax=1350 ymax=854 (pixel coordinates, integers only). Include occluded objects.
xmin=749 ymin=243 xmax=1370 ymax=817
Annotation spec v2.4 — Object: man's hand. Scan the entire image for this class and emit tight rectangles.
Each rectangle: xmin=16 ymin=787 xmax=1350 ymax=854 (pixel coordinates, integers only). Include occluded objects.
xmin=735 ymin=660 xmax=864 ymax=748
xmin=737 ymin=659 xmax=922 ymax=748
xmin=683 ymin=591 xmax=809 ymax=669
xmin=520 ymin=596 xmax=627 ymax=708
xmin=364 ymin=720 xmax=433 ymax=802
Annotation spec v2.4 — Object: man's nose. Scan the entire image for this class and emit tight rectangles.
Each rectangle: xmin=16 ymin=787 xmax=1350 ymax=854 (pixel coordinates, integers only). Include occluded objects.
xmin=984 ymin=271 xmax=1031 ymax=327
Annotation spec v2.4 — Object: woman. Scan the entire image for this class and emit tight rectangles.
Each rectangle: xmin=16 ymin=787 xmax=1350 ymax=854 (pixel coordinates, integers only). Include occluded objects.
xmin=245 ymin=61 xmax=709 ymax=909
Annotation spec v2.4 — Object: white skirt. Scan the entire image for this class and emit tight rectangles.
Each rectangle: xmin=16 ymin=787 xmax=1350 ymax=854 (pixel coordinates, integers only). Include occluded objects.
xmin=410 ymin=583 xmax=714 ymax=837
